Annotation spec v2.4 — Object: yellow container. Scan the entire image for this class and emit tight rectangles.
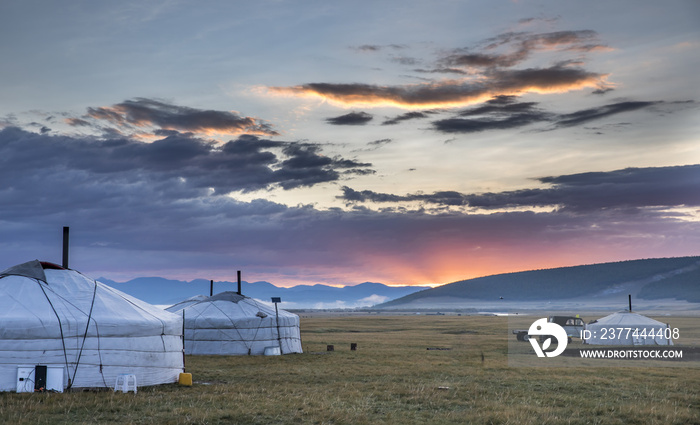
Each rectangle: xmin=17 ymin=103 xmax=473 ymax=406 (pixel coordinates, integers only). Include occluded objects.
xmin=178 ymin=373 xmax=192 ymax=386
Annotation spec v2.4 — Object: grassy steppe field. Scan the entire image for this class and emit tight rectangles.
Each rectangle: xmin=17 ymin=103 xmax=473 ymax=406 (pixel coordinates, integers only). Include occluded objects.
xmin=1 ymin=315 xmax=699 ymax=424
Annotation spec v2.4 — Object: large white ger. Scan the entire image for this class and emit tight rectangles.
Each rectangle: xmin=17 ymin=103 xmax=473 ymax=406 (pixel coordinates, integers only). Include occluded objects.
xmin=167 ymin=292 xmax=303 ymax=355
xmin=0 ymin=260 xmax=184 ymax=392
xmin=584 ymin=311 xmax=674 ymax=346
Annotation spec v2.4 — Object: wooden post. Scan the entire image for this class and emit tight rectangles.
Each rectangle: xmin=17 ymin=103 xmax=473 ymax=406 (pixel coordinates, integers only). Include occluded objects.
xmin=182 ymin=310 xmax=186 ymax=372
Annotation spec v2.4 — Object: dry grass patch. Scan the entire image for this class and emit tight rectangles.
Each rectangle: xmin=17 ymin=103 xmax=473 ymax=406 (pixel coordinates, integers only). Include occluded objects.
xmin=1 ymin=315 xmax=698 ymax=424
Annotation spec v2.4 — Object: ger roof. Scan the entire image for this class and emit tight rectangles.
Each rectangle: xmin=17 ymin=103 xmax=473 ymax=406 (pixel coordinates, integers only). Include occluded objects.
xmin=589 ymin=311 xmax=667 ymax=326
xmin=0 ymin=259 xmax=52 ymax=282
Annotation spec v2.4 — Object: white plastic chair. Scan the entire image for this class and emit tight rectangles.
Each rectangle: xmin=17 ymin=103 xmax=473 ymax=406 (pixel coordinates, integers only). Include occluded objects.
xmin=114 ymin=373 xmax=137 ymax=393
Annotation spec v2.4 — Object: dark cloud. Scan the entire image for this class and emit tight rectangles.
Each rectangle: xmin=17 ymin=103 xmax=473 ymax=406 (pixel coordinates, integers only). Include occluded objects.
xmin=0 ymin=128 xmax=697 ymax=286
xmin=440 ymin=51 xmax=526 ymax=69
xmin=554 ymin=101 xmax=661 ymax=127
xmin=344 ymin=168 xmax=376 ymax=176
xmin=356 ymin=45 xmax=380 ymax=52
xmin=340 ymin=187 xmax=407 ymax=203
xmin=369 ymin=138 xmax=393 ymax=146
xmin=434 ymin=30 xmax=607 ymax=72
xmin=325 ymin=111 xmax=374 ymax=125
xmin=341 ymin=186 xmax=472 ymax=206
xmin=432 ymin=114 xmax=539 ymax=133
xmin=352 ymin=138 xmax=394 ymax=153
xmin=353 ymin=44 xmax=406 ymax=52
xmin=69 ymin=98 xmax=278 ymax=137
xmin=489 ymin=65 xmax=604 ymax=91
xmin=0 ymin=127 xmax=372 ymax=197
xmin=382 ymin=111 xmax=433 ymax=125
xmin=480 ymin=30 xmax=601 ymax=53
xmin=534 ymin=165 xmax=700 ymax=211
xmin=65 ymin=118 xmax=92 ymax=127
xmin=413 ymin=68 xmax=469 ymax=75
xmin=432 ymin=95 xmax=552 ymax=133
xmin=459 ymin=94 xmax=536 ymax=113
xmin=391 ymin=56 xmax=420 ymax=66
xmin=0 ymin=127 xmax=380 ymax=278
xmin=274 ymin=143 xmax=371 ymax=189
xmin=430 ymin=96 xmax=683 ymax=134
xmin=592 ymin=88 xmax=614 ymax=95
xmin=340 ymin=165 xmax=700 ymax=213
xmin=518 ymin=18 xmax=537 ymax=25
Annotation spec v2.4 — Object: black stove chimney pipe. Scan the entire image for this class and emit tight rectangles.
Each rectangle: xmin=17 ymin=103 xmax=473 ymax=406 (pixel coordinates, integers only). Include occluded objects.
xmin=62 ymin=226 xmax=70 ymax=269
xmin=628 ymin=294 xmax=632 ymax=312
xmin=237 ymin=270 xmax=242 ymax=295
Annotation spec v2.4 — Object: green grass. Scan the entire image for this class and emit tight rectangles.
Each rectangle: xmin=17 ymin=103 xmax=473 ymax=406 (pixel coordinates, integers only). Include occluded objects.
xmin=1 ymin=315 xmax=698 ymax=424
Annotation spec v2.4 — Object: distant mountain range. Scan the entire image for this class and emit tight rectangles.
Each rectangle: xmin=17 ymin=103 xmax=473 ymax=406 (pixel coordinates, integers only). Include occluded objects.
xmin=98 ymin=276 xmax=431 ymax=309
xmin=377 ymin=256 xmax=700 ymax=311
xmin=100 ymin=256 xmax=700 ymax=311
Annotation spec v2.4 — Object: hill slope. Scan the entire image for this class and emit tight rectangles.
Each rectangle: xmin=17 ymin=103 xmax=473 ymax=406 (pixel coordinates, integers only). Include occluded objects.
xmin=377 ymin=256 xmax=700 ymax=309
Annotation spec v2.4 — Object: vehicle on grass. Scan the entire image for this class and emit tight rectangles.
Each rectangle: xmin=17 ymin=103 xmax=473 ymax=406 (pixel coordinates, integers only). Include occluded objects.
xmin=513 ymin=315 xmax=585 ymax=343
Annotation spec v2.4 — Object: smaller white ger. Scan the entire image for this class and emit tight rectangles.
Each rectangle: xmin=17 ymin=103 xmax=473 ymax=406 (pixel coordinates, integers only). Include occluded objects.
xmin=584 ymin=311 xmax=674 ymax=346
xmin=167 ymin=292 xmax=303 ymax=356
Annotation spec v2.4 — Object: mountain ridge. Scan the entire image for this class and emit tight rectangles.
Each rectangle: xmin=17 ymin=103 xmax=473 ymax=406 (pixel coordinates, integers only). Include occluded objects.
xmin=377 ymin=256 xmax=700 ymax=309
xmin=99 ymin=276 xmax=431 ymax=309
xmin=98 ymin=256 xmax=700 ymax=310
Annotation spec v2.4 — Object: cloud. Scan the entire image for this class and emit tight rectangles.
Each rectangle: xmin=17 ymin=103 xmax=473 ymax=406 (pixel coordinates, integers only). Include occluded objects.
xmin=341 ymin=186 xmax=471 ymax=206
xmin=67 ymin=98 xmax=278 ymax=138
xmin=413 ymin=67 xmax=469 ymax=75
xmin=355 ymin=44 xmax=381 ymax=52
xmin=340 ymin=164 xmax=700 ymax=213
xmin=0 ymin=128 xmax=697 ymax=286
xmin=533 ymin=165 xmax=700 ymax=211
xmin=325 ymin=111 xmax=373 ymax=125
xmin=0 ymin=127 xmax=372 ymax=197
xmin=369 ymin=138 xmax=393 ymax=146
xmin=434 ymin=30 xmax=606 ymax=73
xmin=553 ymin=101 xmax=661 ymax=127
xmin=391 ymin=56 xmax=420 ymax=66
xmin=430 ymin=96 xmax=686 ymax=134
xmin=352 ymin=44 xmax=406 ymax=52
xmin=275 ymin=143 xmax=372 ymax=189
xmin=472 ymin=30 xmax=609 ymax=62
xmin=341 ymin=187 xmax=407 ymax=203
xmin=382 ymin=111 xmax=434 ymax=125
xmin=432 ymin=95 xmax=552 ymax=133
xmin=487 ymin=65 xmax=606 ymax=93
xmin=269 ymin=64 xmax=606 ymax=109
xmin=267 ymin=26 xmax=613 ymax=110
xmin=592 ymin=88 xmax=614 ymax=95
xmin=352 ymin=138 xmax=394 ymax=153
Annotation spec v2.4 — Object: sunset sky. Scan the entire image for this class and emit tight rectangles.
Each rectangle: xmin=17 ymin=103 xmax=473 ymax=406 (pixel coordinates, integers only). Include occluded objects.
xmin=1 ymin=1 xmax=699 ymax=287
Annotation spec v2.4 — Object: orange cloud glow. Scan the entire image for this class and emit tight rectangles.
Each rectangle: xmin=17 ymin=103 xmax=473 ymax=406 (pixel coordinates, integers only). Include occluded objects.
xmin=267 ymin=68 xmax=608 ymax=110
